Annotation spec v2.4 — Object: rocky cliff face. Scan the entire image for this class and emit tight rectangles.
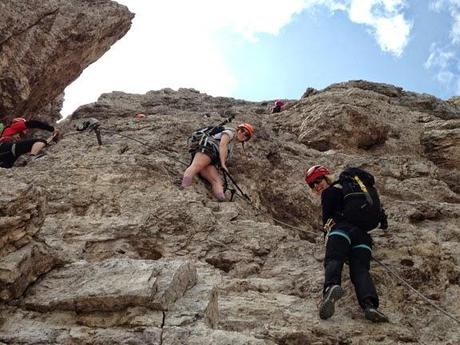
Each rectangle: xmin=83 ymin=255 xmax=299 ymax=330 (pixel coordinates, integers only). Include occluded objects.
xmin=0 ymin=82 xmax=459 ymax=345
xmin=0 ymin=0 xmax=133 ymax=122
xmin=1 ymin=2 xmax=459 ymax=344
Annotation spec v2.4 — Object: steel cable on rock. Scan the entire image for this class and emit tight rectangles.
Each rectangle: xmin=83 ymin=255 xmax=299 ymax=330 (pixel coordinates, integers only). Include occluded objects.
xmin=100 ymin=128 xmax=190 ymax=167
xmin=372 ymin=256 xmax=460 ymax=324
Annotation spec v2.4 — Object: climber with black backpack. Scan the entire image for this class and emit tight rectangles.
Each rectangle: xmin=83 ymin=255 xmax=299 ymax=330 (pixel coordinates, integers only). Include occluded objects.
xmin=181 ymin=117 xmax=254 ymax=201
xmin=305 ymin=165 xmax=389 ymax=323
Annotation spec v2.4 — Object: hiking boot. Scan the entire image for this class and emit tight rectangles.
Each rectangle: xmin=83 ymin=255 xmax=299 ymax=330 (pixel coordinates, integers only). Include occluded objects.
xmin=319 ymin=285 xmax=344 ymax=320
xmin=364 ymin=306 xmax=389 ymax=323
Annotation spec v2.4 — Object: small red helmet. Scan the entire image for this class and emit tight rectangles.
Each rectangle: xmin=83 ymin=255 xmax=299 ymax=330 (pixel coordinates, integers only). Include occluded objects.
xmin=305 ymin=165 xmax=330 ymax=186
xmin=237 ymin=123 xmax=254 ymax=139
xmin=12 ymin=117 xmax=26 ymax=123
xmin=275 ymin=100 xmax=284 ymax=107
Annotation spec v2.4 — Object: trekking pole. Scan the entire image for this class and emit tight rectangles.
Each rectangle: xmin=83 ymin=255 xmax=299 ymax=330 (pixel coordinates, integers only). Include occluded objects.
xmin=197 ymin=114 xmax=236 ymax=139
xmin=221 ymin=169 xmax=251 ymax=202
xmin=221 ymin=169 xmax=236 ymax=201
xmin=213 ymin=114 xmax=235 ymax=131
xmin=373 ymin=256 xmax=460 ymax=324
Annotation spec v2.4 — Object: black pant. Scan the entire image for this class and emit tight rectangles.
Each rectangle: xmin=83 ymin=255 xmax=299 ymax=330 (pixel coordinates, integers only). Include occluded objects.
xmin=272 ymin=105 xmax=281 ymax=113
xmin=0 ymin=139 xmax=47 ymax=168
xmin=324 ymin=224 xmax=379 ymax=309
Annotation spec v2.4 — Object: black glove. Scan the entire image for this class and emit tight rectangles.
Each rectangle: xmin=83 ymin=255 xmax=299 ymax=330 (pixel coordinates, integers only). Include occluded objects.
xmin=379 ymin=209 xmax=388 ymax=230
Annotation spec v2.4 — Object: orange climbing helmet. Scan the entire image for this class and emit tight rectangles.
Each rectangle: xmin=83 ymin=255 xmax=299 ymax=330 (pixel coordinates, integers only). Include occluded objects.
xmin=237 ymin=123 xmax=254 ymax=139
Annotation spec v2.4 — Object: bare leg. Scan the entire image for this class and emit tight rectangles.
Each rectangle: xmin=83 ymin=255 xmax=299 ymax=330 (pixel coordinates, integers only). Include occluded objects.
xmin=199 ymin=165 xmax=225 ymax=201
xmin=30 ymin=141 xmax=47 ymax=155
xmin=182 ymin=152 xmax=212 ymax=187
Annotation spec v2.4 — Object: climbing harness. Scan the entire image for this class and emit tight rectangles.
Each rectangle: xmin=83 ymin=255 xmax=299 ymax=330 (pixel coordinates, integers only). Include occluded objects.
xmin=187 ymin=115 xmax=235 ymax=164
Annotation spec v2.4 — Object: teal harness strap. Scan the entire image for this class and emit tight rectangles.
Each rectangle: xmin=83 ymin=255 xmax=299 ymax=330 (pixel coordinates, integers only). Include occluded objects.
xmin=352 ymin=244 xmax=372 ymax=252
xmin=328 ymin=230 xmax=351 ymax=244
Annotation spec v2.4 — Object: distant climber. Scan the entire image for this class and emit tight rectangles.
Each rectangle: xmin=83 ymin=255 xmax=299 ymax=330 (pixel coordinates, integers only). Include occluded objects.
xmin=272 ymin=100 xmax=284 ymax=113
xmin=0 ymin=117 xmax=61 ymax=168
xmin=181 ymin=122 xmax=254 ymax=201
xmin=305 ymin=165 xmax=389 ymax=323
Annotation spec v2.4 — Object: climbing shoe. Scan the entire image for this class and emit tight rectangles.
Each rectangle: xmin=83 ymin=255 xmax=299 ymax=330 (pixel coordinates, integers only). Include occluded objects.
xmin=319 ymin=285 xmax=344 ymax=320
xmin=364 ymin=306 xmax=389 ymax=323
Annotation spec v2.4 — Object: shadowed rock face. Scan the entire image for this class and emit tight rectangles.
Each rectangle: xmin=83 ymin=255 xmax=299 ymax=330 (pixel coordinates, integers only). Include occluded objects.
xmin=0 ymin=81 xmax=459 ymax=345
xmin=0 ymin=0 xmax=133 ymax=122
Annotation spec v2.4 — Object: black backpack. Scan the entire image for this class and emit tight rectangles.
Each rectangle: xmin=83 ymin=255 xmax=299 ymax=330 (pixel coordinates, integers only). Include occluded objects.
xmin=187 ymin=125 xmax=226 ymax=153
xmin=334 ymin=167 xmax=383 ymax=232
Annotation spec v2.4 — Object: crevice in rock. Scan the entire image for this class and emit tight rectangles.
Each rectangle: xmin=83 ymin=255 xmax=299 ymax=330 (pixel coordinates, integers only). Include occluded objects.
xmin=159 ymin=311 xmax=166 ymax=345
xmin=0 ymin=8 xmax=59 ymax=46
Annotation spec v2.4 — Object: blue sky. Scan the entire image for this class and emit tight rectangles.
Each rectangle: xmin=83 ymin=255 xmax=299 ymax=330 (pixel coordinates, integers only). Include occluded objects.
xmin=62 ymin=0 xmax=460 ymax=115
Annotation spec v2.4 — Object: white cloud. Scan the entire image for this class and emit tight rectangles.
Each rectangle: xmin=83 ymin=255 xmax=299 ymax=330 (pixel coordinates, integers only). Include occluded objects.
xmin=348 ymin=0 xmax=411 ymax=56
xmin=426 ymin=1 xmax=460 ymax=96
xmin=62 ymin=0 xmax=412 ymax=115
xmin=450 ymin=11 xmax=460 ymax=43
xmin=424 ymin=47 xmax=455 ymax=70
xmin=374 ymin=14 xmax=411 ymax=55
xmin=430 ymin=0 xmax=460 ymax=44
xmin=424 ymin=44 xmax=459 ymax=92
xmin=436 ymin=71 xmax=455 ymax=84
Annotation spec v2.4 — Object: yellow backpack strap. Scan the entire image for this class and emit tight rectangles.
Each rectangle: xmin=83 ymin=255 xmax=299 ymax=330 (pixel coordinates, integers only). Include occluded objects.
xmin=354 ymin=176 xmax=368 ymax=193
xmin=354 ymin=175 xmax=374 ymax=205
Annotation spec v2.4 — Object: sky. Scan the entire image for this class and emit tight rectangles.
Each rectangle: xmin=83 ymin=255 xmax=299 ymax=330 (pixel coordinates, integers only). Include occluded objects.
xmin=62 ymin=0 xmax=460 ymax=116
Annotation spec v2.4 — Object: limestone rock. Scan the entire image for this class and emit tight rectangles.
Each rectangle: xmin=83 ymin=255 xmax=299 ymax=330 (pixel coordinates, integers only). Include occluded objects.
xmin=0 ymin=81 xmax=459 ymax=345
xmin=24 ymin=259 xmax=197 ymax=312
xmin=0 ymin=242 xmax=60 ymax=301
xmin=0 ymin=0 xmax=133 ymax=120
xmin=421 ymin=119 xmax=460 ymax=193
xmin=0 ymin=181 xmax=46 ymax=257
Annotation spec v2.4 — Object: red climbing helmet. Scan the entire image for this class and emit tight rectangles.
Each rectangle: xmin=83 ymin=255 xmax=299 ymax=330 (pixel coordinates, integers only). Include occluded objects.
xmin=275 ymin=100 xmax=284 ymax=107
xmin=305 ymin=165 xmax=330 ymax=187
